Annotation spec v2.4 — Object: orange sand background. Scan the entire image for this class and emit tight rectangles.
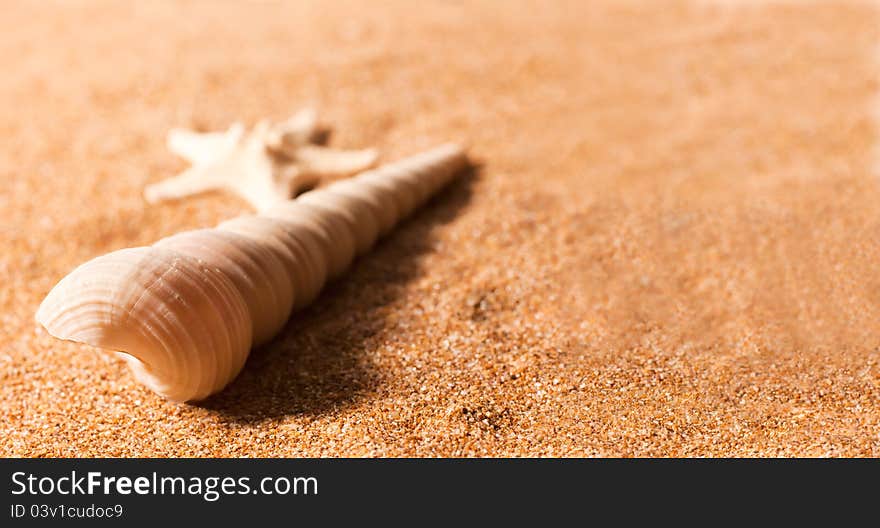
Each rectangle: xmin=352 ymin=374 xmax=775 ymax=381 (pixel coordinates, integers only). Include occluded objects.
xmin=2 ymin=0 xmax=879 ymax=456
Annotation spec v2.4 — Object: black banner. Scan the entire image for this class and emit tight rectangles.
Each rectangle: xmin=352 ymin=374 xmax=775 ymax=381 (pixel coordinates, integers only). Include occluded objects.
xmin=1 ymin=459 xmax=874 ymax=524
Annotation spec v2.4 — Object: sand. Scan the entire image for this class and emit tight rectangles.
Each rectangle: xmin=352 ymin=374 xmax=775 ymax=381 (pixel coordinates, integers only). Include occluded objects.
xmin=2 ymin=0 xmax=879 ymax=457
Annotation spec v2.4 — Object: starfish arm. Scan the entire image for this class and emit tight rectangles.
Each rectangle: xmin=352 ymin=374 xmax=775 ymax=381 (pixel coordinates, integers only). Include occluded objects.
xmin=295 ymin=145 xmax=379 ymax=178
xmin=227 ymin=162 xmax=300 ymax=212
xmin=276 ymin=107 xmax=319 ymax=143
xmin=266 ymin=108 xmax=325 ymax=153
xmin=167 ymin=123 xmax=245 ymax=165
xmin=144 ymin=166 xmax=223 ymax=204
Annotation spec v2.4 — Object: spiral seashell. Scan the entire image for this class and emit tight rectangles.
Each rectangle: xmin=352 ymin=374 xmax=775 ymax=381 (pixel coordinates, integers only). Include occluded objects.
xmin=36 ymin=144 xmax=468 ymax=402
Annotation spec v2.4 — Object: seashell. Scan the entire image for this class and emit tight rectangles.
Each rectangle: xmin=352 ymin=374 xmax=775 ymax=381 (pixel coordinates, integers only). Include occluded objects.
xmin=216 ymin=215 xmax=328 ymax=310
xmin=36 ymin=144 xmax=469 ymax=401
xmin=36 ymin=247 xmax=252 ymax=401
xmin=262 ymin=200 xmax=358 ymax=281
xmin=154 ymin=228 xmax=293 ymax=346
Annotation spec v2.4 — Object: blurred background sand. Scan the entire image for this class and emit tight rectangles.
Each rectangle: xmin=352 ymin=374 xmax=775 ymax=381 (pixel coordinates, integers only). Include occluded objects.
xmin=1 ymin=0 xmax=879 ymax=456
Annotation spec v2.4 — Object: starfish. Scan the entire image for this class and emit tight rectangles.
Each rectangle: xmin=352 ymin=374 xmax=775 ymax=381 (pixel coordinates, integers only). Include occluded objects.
xmin=144 ymin=108 xmax=379 ymax=211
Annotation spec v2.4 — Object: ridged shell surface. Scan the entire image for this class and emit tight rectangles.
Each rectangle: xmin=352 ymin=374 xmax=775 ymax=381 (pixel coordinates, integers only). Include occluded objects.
xmin=36 ymin=144 xmax=468 ymax=401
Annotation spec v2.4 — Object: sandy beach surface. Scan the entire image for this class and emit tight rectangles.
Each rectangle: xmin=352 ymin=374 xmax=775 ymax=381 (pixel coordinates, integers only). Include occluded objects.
xmin=2 ymin=0 xmax=879 ymax=456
